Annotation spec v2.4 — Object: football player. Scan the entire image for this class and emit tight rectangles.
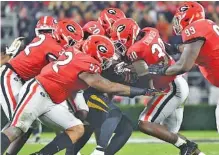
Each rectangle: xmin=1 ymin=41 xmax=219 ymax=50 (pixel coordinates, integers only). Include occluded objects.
xmin=66 ymin=20 xmax=107 ymax=155
xmin=70 ymin=18 xmax=141 ymax=155
xmin=148 ymin=2 xmax=219 ymax=133
xmin=126 ymin=27 xmax=204 ymax=155
xmin=35 ymin=16 xmax=57 ymax=36
xmin=98 ymin=8 xmax=126 ymax=35
xmin=0 ymin=17 xmax=84 ymax=154
xmin=1 ymin=16 xmax=58 ymax=155
xmin=1 ymin=34 xmax=160 ymax=155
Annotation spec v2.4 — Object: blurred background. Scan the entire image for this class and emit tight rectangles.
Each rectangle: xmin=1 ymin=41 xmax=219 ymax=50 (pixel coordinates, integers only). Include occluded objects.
xmin=1 ymin=1 xmax=219 ymax=131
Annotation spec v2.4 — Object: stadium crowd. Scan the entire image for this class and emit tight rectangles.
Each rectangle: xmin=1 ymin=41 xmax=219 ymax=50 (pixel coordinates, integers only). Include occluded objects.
xmin=2 ymin=1 xmax=219 ymax=44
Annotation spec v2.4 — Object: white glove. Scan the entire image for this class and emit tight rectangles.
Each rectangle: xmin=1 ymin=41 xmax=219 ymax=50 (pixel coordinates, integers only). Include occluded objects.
xmin=114 ymin=62 xmax=130 ymax=74
xmin=5 ymin=37 xmax=25 ymax=57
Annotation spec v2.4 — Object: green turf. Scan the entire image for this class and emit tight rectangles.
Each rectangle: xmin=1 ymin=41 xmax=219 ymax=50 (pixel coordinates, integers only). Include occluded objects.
xmin=20 ymin=143 xmax=219 ymax=155
xmin=17 ymin=131 xmax=219 ymax=155
xmin=34 ymin=130 xmax=219 ymax=139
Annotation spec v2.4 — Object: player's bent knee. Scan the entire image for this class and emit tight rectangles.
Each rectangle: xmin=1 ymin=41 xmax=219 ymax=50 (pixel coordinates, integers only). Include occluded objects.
xmin=138 ymin=120 xmax=151 ymax=132
xmin=75 ymin=110 xmax=88 ymax=121
xmin=3 ymin=126 xmax=23 ymax=142
xmin=66 ymin=124 xmax=85 ymax=143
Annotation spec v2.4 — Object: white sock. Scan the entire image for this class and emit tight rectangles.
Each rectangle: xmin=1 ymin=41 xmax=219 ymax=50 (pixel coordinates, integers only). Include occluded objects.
xmin=174 ymin=137 xmax=186 ymax=147
xmin=96 ymin=145 xmax=104 ymax=150
xmin=198 ymin=152 xmax=206 ymax=155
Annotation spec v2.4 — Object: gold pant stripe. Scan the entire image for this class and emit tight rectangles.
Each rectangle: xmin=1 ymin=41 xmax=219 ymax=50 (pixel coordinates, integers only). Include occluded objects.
xmin=90 ymin=95 xmax=108 ymax=108
xmin=87 ymin=100 xmax=107 ymax=112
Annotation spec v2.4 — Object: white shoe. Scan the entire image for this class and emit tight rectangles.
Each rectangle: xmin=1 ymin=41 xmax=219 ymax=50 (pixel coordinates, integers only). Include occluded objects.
xmin=77 ymin=152 xmax=82 ymax=155
xmin=90 ymin=149 xmax=104 ymax=155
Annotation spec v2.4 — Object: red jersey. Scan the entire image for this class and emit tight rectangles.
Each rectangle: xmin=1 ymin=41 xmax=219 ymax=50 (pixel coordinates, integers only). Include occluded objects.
xmin=36 ymin=49 xmax=101 ymax=104
xmin=9 ymin=34 xmax=63 ymax=81
xmin=126 ymin=28 xmax=175 ymax=90
xmin=181 ymin=19 xmax=219 ymax=87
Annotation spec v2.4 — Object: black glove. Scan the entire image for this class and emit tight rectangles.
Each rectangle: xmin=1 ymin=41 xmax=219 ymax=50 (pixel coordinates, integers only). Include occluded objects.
xmin=130 ymin=87 xmax=164 ymax=98
xmin=148 ymin=64 xmax=169 ymax=75
xmin=143 ymin=88 xmax=164 ymax=96
xmin=122 ymin=71 xmax=139 ymax=84
xmin=164 ymin=42 xmax=180 ymax=55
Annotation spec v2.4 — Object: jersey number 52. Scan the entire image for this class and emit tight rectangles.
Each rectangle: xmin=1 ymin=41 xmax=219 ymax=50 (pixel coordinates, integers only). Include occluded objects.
xmin=52 ymin=52 xmax=73 ymax=73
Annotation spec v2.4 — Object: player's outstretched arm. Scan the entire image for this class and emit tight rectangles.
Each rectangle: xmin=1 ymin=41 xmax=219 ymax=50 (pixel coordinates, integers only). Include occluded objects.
xmin=148 ymin=40 xmax=204 ymax=76
xmin=79 ymin=72 xmax=161 ymax=97
xmin=165 ymin=40 xmax=204 ymax=75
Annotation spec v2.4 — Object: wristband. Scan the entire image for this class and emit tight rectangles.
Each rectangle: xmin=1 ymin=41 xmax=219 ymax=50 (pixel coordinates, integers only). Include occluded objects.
xmin=130 ymin=87 xmax=146 ymax=98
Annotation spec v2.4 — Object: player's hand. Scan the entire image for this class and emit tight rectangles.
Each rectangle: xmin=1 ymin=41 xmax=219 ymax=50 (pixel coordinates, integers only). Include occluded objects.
xmin=164 ymin=42 xmax=180 ymax=55
xmin=114 ymin=62 xmax=129 ymax=74
xmin=144 ymin=88 xmax=166 ymax=96
xmin=122 ymin=70 xmax=139 ymax=84
xmin=148 ymin=64 xmax=168 ymax=75
xmin=6 ymin=37 xmax=25 ymax=56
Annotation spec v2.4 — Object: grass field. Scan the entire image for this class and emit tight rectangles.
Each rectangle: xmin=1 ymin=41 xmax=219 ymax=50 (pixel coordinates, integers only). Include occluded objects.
xmin=19 ymin=131 xmax=219 ymax=155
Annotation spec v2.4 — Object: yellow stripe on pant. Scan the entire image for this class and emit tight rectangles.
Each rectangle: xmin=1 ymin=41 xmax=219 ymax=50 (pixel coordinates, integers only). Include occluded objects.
xmin=87 ymin=94 xmax=109 ymax=112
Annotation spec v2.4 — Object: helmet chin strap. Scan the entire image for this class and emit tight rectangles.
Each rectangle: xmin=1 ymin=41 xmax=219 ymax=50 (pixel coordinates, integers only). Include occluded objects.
xmin=188 ymin=15 xmax=194 ymax=24
xmin=132 ymin=26 xmax=140 ymax=46
xmin=96 ymin=50 xmax=103 ymax=64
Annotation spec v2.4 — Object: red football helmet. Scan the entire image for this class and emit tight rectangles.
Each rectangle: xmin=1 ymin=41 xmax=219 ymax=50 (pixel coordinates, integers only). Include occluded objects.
xmin=35 ymin=16 xmax=57 ymax=36
xmin=98 ymin=8 xmax=126 ymax=34
xmin=173 ymin=2 xmax=205 ymax=35
xmin=110 ymin=18 xmax=140 ymax=49
xmin=83 ymin=21 xmax=105 ymax=38
xmin=82 ymin=35 xmax=115 ymax=70
xmin=54 ymin=19 xmax=84 ymax=48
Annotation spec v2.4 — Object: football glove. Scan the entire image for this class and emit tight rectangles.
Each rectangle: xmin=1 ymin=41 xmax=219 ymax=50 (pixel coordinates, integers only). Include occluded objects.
xmin=143 ymin=88 xmax=165 ymax=96
xmin=122 ymin=70 xmax=139 ymax=84
xmin=130 ymin=87 xmax=166 ymax=98
xmin=164 ymin=42 xmax=181 ymax=55
xmin=114 ymin=62 xmax=130 ymax=74
xmin=6 ymin=37 xmax=25 ymax=57
xmin=148 ymin=64 xmax=169 ymax=75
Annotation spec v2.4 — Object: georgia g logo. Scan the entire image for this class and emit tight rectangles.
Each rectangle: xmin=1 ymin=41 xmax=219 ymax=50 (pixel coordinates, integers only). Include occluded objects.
xmin=66 ymin=25 xmax=76 ymax=33
xmin=98 ymin=45 xmax=108 ymax=53
xmin=53 ymin=19 xmax=58 ymax=24
xmin=108 ymin=9 xmax=116 ymax=14
xmin=179 ymin=6 xmax=189 ymax=12
xmin=117 ymin=25 xmax=126 ymax=33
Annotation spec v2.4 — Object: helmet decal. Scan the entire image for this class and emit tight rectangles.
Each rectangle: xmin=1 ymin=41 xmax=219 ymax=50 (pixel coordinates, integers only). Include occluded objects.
xmin=179 ymin=6 xmax=189 ymax=12
xmin=107 ymin=9 xmax=116 ymax=14
xmin=53 ymin=19 xmax=58 ymax=24
xmin=98 ymin=45 xmax=108 ymax=53
xmin=117 ymin=25 xmax=126 ymax=33
xmin=66 ymin=25 xmax=76 ymax=33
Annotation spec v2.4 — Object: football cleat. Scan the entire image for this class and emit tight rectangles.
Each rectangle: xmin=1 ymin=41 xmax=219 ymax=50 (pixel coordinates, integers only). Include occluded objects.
xmin=90 ymin=149 xmax=105 ymax=155
xmin=179 ymin=140 xmax=198 ymax=155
